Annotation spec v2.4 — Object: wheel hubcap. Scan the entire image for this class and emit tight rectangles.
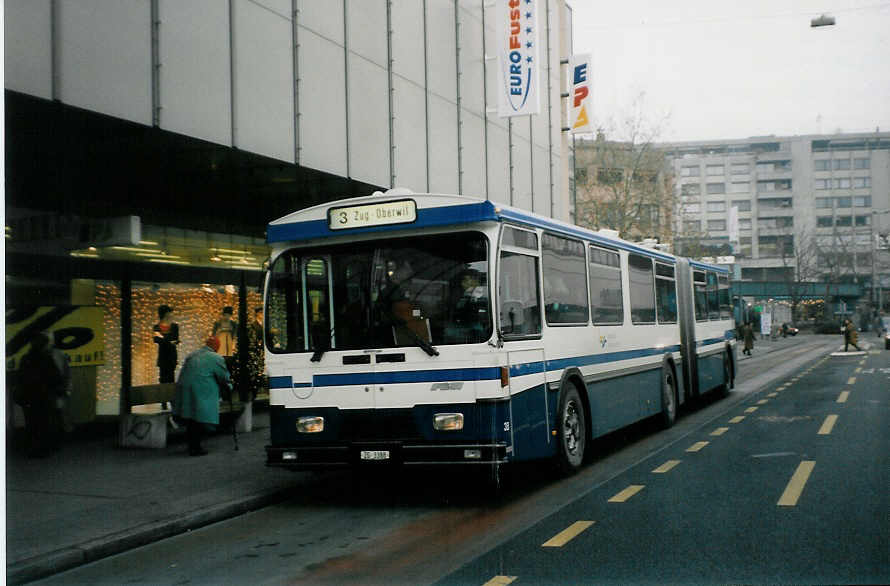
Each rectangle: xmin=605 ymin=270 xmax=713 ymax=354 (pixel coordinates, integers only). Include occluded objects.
xmin=563 ymin=401 xmax=581 ymax=456
xmin=665 ymin=374 xmax=675 ymax=416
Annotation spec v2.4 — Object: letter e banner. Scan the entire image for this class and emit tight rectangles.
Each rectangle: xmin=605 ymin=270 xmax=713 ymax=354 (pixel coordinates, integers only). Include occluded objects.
xmin=569 ymin=53 xmax=592 ymax=134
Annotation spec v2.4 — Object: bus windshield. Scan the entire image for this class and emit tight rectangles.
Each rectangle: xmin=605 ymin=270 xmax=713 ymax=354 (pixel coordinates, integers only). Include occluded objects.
xmin=266 ymin=232 xmax=491 ymax=353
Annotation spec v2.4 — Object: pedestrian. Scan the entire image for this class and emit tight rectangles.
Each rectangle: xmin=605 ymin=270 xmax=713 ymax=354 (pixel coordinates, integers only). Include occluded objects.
xmin=742 ymin=322 xmax=754 ymax=356
xmin=14 ymin=331 xmax=72 ymax=457
xmin=844 ymin=319 xmax=861 ymax=352
xmin=153 ymin=304 xmax=179 ymax=409
xmin=212 ymin=306 xmax=238 ymax=373
xmin=173 ymin=336 xmax=232 ymax=456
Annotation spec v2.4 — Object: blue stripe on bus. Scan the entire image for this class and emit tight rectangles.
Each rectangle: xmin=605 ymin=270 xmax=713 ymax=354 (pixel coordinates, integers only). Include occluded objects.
xmin=510 ymin=362 xmax=545 ymax=377
xmin=267 ymin=202 xmax=498 ymax=243
xmin=688 ymin=259 xmax=730 ymax=274
xmin=696 ymin=337 xmax=726 ymax=347
xmin=313 ymin=367 xmax=502 ymax=387
xmin=269 ymin=376 xmax=312 ymax=389
xmin=269 ymin=345 xmax=686 ymax=390
xmin=545 ymin=345 xmax=681 ymax=371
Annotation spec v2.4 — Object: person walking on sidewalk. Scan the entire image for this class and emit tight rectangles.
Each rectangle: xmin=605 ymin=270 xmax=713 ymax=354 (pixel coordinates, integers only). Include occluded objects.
xmin=742 ymin=322 xmax=755 ymax=356
xmin=843 ymin=319 xmax=861 ymax=352
xmin=15 ymin=331 xmax=72 ymax=457
xmin=173 ymin=337 xmax=232 ymax=456
xmin=212 ymin=306 xmax=238 ymax=372
xmin=153 ymin=304 xmax=179 ymax=410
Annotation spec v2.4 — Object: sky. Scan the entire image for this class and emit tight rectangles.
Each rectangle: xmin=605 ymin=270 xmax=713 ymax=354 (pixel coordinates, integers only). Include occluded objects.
xmin=568 ymin=0 xmax=890 ymax=142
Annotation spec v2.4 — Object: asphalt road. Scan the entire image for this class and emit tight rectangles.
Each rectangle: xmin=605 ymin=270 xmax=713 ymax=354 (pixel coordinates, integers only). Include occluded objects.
xmin=442 ymin=346 xmax=889 ymax=585
xmin=33 ymin=336 xmax=888 ymax=585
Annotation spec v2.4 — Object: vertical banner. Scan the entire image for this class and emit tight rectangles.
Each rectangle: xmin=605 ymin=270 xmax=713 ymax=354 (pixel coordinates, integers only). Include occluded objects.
xmin=497 ymin=0 xmax=541 ymax=118
xmin=568 ymin=53 xmax=592 ymax=133
xmin=728 ymin=205 xmax=739 ymax=245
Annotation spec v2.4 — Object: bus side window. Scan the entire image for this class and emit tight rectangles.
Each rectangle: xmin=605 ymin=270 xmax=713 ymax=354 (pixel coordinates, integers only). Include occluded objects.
xmin=718 ymin=274 xmax=731 ymax=319
xmin=694 ymin=271 xmax=707 ymax=322
xmin=267 ymin=252 xmax=304 ymax=352
xmin=628 ymin=254 xmax=656 ymax=324
xmin=707 ymin=271 xmax=719 ymax=320
xmin=655 ymin=263 xmax=677 ymax=324
xmin=588 ymin=246 xmax=623 ymax=325
xmin=498 ymin=251 xmax=542 ymax=337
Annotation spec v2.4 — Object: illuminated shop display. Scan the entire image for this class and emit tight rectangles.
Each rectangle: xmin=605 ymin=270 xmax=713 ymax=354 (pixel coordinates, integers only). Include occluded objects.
xmin=94 ymin=282 xmax=261 ymax=415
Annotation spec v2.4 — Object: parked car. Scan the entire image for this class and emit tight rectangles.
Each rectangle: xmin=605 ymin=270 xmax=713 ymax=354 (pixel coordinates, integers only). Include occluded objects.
xmin=781 ymin=323 xmax=799 ymax=337
xmin=880 ymin=317 xmax=890 ymax=350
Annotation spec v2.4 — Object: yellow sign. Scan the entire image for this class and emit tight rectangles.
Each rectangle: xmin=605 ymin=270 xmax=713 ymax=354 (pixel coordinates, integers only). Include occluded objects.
xmin=5 ymin=306 xmax=105 ymax=371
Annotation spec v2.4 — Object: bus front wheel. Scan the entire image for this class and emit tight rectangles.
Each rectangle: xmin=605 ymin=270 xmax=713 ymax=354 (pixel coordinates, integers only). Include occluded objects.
xmin=555 ymin=385 xmax=587 ymax=474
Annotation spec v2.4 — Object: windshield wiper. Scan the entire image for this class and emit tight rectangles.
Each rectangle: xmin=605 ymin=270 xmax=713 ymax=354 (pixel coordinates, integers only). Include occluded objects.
xmin=381 ymin=307 xmax=439 ymax=357
xmin=310 ymin=324 xmax=336 ymax=362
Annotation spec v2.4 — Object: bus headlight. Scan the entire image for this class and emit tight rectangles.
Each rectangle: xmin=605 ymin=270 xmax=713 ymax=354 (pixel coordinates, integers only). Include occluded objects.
xmin=296 ymin=416 xmax=324 ymax=433
xmin=433 ymin=413 xmax=464 ymax=431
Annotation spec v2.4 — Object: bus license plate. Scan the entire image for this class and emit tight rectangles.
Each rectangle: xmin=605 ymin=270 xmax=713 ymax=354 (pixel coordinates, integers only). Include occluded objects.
xmin=360 ymin=450 xmax=390 ymax=461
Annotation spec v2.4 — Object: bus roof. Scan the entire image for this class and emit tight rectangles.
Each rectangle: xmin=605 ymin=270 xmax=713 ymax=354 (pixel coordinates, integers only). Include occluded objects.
xmin=267 ymin=190 xmax=728 ymax=273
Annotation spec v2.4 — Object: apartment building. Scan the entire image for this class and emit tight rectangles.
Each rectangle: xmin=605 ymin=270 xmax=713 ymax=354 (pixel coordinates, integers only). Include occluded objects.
xmin=664 ymin=132 xmax=890 ymax=284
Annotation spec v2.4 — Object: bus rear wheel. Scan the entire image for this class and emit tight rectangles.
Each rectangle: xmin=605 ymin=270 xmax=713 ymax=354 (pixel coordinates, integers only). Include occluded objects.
xmin=660 ymin=365 xmax=678 ymax=429
xmin=718 ymin=351 xmax=733 ymax=397
xmin=555 ymin=385 xmax=586 ymax=474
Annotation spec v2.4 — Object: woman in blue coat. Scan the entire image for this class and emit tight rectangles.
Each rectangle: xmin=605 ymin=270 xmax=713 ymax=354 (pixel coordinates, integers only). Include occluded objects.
xmin=174 ymin=337 xmax=232 ymax=456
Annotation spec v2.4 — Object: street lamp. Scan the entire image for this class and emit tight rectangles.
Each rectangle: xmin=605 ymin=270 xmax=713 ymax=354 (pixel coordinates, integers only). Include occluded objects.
xmin=810 ymin=14 xmax=836 ymax=27
xmin=872 ymin=210 xmax=890 ymax=310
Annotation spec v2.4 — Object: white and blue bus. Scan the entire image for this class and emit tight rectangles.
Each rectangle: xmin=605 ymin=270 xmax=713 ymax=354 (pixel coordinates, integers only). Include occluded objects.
xmin=263 ymin=190 xmax=736 ymax=473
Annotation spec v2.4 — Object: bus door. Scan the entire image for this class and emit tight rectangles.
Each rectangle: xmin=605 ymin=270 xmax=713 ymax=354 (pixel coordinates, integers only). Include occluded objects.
xmin=506 ymin=349 xmax=548 ymax=461
xmin=498 ymin=225 xmax=548 ymax=460
xmin=301 ymin=255 xmax=377 ymax=411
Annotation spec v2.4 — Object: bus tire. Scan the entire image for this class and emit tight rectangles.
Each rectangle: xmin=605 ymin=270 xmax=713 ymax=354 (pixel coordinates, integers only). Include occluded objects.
xmin=555 ymin=385 xmax=586 ymax=474
xmin=718 ymin=351 xmax=732 ymax=397
xmin=660 ymin=364 xmax=678 ymax=429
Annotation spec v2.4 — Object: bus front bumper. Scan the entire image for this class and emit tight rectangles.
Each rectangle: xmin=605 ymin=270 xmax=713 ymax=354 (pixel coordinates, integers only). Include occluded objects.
xmin=265 ymin=442 xmax=509 ymax=469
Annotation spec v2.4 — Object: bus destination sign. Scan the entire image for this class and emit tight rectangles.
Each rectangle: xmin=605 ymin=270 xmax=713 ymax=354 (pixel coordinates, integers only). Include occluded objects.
xmin=328 ymin=199 xmax=417 ymax=230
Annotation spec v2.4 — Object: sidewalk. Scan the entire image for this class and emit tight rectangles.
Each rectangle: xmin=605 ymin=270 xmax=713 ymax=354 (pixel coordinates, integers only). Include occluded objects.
xmin=6 ymin=407 xmax=301 ymax=585
xmin=4 ymin=332 xmax=842 ymax=584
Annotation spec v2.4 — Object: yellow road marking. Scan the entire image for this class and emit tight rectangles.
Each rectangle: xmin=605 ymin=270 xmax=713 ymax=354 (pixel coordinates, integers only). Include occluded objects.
xmin=710 ymin=427 xmax=729 ymax=436
xmin=847 ymin=377 xmax=856 ymax=385
xmin=729 ymin=415 xmax=745 ymax=423
xmin=483 ymin=576 xmax=517 ymax=586
xmin=745 ymin=406 xmax=759 ymax=413
xmin=652 ymin=460 xmax=681 ymax=474
xmin=767 ymin=392 xmax=778 ymax=397
xmin=777 ymin=385 xmax=788 ymax=390
xmin=542 ymin=520 xmax=595 ymax=547
xmin=818 ymin=415 xmax=838 ymax=435
xmin=837 ymin=391 xmax=850 ymax=403
xmin=757 ymin=399 xmax=769 ymax=405
xmin=778 ymin=461 xmax=816 ymax=506
xmin=609 ymin=485 xmax=645 ymax=502
xmin=686 ymin=441 xmax=709 ymax=452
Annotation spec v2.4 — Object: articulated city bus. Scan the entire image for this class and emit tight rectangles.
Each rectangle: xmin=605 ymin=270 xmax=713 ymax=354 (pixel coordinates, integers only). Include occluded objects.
xmin=263 ymin=189 xmax=736 ymax=475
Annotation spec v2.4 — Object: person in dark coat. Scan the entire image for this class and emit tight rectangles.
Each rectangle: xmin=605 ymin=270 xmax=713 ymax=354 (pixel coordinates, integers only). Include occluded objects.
xmin=16 ymin=331 xmax=72 ymax=457
xmin=844 ymin=319 xmax=861 ymax=352
xmin=742 ymin=322 xmax=755 ymax=356
xmin=153 ymin=305 xmax=179 ymax=409
xmin=173 ymin=337 xmax=232 ymax=456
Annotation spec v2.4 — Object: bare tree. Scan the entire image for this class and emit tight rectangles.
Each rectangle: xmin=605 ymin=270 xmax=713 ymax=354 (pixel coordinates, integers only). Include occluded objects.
xmin=574 ymin=94 xmax=673 ymax=243
xmin=778 ymin=227 xmax=821 ymax=321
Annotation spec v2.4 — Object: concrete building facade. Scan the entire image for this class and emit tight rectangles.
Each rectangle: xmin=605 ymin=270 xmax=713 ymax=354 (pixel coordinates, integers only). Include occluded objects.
xmin=664 ymin=132 xmax=890 ymax=292
xmin=4 ymin=0 xmax=574 ymax=419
